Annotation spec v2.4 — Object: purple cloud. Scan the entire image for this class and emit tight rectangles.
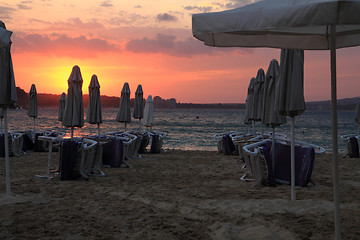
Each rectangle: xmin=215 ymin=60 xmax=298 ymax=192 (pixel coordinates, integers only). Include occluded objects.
xmin=183 ymin=6 xmax=213 ymax=13
xmin=0 ymin=6 xmax=15 ymax=20
xmin=100 ymin=0 xmax=113 ymax=7
xmin=156 ymin=13 xmax=178 ymax=22
xmin=11 ymin=33 xmax=120 ymax=58
xmin=125 ymin=33 xmax=249 ymax=58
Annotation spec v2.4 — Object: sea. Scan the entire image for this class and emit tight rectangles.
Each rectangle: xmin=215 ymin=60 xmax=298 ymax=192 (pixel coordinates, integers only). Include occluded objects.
xmin=3 ymin=108 xmax=358 ymax=154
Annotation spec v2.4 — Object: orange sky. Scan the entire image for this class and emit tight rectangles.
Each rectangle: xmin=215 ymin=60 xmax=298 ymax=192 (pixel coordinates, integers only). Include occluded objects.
xmin=2 ymin=0 xmax=360 ymax=103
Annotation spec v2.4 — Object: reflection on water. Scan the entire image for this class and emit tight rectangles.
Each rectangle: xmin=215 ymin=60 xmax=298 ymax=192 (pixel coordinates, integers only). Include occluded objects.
xmin=3 ymin=108 xmax=357 ymax=153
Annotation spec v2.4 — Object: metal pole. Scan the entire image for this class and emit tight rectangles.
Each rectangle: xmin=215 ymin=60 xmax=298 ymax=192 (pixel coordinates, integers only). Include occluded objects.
xmin=47 ymin=141 xmax=53 ymax=179
xmin=330 ymin=24 xmax=341 ymax=240
xmin=272 ymin=126 xmax=276 ymax=171
xmin=290 ymin=116 xmax=296 ymax=201
xmin=97 ymin=124 xmax=100 ymax=136
xmin=4 ymin=109 xmax=11 ymax=196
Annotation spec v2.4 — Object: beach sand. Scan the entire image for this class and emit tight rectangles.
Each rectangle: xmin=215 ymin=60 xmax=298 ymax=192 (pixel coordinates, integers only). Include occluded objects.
xmin=0 ymin=150 xmax=359 ymax=239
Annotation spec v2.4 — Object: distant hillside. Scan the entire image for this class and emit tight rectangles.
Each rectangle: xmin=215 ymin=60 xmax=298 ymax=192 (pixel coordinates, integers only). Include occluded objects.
xmin=14 ymin=87 xmax=359 ymax=110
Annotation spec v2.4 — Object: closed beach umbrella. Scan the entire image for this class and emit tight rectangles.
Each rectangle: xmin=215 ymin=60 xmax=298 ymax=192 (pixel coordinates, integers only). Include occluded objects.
xmin=86 ymin=74 xmax=102 ymax=136
xmin=58 ymin=92 xmax=66 ymax=121
xmin=133 ymin=84 xmax=144 ymax=129
xmin=27 ymin=84 xmax=38 ymax=135
xmin=244 ymin=77 xmax=256 ymax=134
xmin=263 ymin=59 xmax=285 ymax=171
xmin=0 ymin=108 xmax=3 ymax=133
xmin=62 ymin=65 xmax=84 ymax=139
xmin=143 ymin=95 xmax=154 ymax=129
xmin=116 ymin=82 xmax=131 ymax=131
xmin=253 ymin=68 xmax=265 ymax=122
xmin=193 ymin=1 xmax=360 ymax=236
xmin=276 ymin=49 xmax=305 ymax=202
xmin=355 ymin=100 xmax=360 ymax=134
xmin=0 ymin=21 xmax=16 ymax=196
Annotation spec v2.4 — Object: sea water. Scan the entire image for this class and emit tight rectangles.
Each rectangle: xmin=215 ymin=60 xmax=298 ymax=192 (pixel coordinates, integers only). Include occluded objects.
xmin=2 ymin=108 xmax=357 ymax=153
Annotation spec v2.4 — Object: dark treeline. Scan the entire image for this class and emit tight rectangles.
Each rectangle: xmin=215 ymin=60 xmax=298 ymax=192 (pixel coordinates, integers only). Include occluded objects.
xmin=13 ymin=87 xmax=360 ymax=110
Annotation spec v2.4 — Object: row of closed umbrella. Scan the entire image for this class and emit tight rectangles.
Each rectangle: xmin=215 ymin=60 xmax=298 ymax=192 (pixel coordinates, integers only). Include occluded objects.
xmin=57 ymin=65 xmax=155 ymax=138
xmin=244 ymin=49 xmax=305 ymax=202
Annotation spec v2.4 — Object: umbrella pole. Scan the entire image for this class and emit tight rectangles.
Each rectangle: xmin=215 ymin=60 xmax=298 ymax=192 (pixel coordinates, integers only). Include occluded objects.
xmin=98 ymin=124 xmax=100 ymax=137
xmin=71 ymin=127 xmax=74 ymax=140
xmin=358 ymin=123 xmax=360 ymax=135
xmin=272 ymin=126 xmax=276 ymax=172
xmin=290 ymin=116 xmax=296 ymax=201
xmin=124 ymin=123 xmax=127 ymax=132
xmin=4 ymin=108 xmax=11 ymax=196
xmin=330 ymin=24 xmax=341 ymax=240
xmin=139 ymin=119 xmax=141 ymax=130
xmin=33 ymin=117 xmax=36 ymax=136
xmin=1 ymin=118 xmax=3 ymax=134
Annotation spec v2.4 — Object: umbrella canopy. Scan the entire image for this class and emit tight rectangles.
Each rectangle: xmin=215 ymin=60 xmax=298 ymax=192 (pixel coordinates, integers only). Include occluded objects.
xmin=263 ymin=59 xmax=285 ymax=127
xmin=192 ymin=1 xmax=360 ymax=237
xmin=0 ymin=21 xmax=16 ymax=107
xmin=275 ymin=50 xmax=306 ymax=117
xmin=116 ymin=82 xmax=131 ymax=129
xmin=27 ymin=84 xmax=38 ymax=118
xmin=62 ymin=65 xmax=84 ymax=137
xmin=86 ymin=74 xmax=102 ymax=136
xmin=244 ymin=77 xmax=256 ymax=124
xmin=58 ymin=92 xmax=66 ymax=121
xmin=143 ymin=95 xmax=154 ymax=128
xmin=0 ymin=21 xmax=16 ymax=197
xmin=253 ymin=68 xmax=265 ymax=122
xmin=133 ymin=84 xmax=144 ymax=120
xmin=86 ymin=74 xmax=102 ymax=124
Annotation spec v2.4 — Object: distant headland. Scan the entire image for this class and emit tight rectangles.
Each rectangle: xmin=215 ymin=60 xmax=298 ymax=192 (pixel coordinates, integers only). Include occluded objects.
xmin=14 ymin=87 xmax=360 ymax=111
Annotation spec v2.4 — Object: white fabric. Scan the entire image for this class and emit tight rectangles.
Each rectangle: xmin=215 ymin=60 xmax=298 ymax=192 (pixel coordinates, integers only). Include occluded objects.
xmin=244 ymin=77 xmax=255 ymax=124
xmin=62 ymin=65 xmax=84 ymax=128
xmin=0 ymin=22 xmax=17 ymax=107
xmin=143 ymin=95 xmax=154 ymax=127
xmin=133 ymin=84 xmax=144 ymax=119
xmin=27 ymin=84 xmax=38 ymax=118
xmin=355 ymin=100 xmax=360 ymax=124
xmin=192 ymin=0 xmax=360 ymax=50
xmin=58 ymin=92 xmax=66 ymax=121
xmin=253 ymin=69 xmax=265 ymax=121
xmin=116 ymin=82 xmax=131 ymax=123
xmin=263 ymin=59 xmax=285 ymax=126
xmin=86 ymin=74 xmax=102 ymax=125
xmin=275 ymin=49 xmax=306 ymax=117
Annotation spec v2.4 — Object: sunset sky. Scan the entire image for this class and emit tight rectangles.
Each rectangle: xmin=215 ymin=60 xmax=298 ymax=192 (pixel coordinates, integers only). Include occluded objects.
xmin=2 ymin=0 xmax=360 ymax=103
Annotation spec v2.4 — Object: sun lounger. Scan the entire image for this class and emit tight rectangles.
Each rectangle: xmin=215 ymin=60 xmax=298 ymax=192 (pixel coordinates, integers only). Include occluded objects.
xmin=243 ymin=139 xmax=325 ymax=187
xmin=340 ymin=134 xmax=360 ymax=158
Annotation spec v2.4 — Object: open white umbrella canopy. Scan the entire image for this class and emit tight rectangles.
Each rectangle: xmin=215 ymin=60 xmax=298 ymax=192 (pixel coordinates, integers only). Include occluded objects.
xmin=58 ymin=92 xmax=66 ymax=121
xmin=143 ymin=95 xmax=154 ymax=128
xmin=193 ymin=0 xmax=360 ymax=237
xmin=27 ymin=84 xmax=38 ymax=135
xmin=0 ymin=21 xmax=16 ymax=196
xmin=133 ymin=84 xmax=144 ymax=129
xmin=116 ymin=82 xmax=131 ymax=131
xmin=86 ymin=74 xmax=102 ymax=136
xmin=62 ymin=65 xmax=84 ymax=138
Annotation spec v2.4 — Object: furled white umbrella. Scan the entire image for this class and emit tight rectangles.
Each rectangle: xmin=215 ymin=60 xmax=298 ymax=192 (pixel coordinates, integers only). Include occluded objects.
xmin=355 ymin=100 xmax=360 ymax=134
xmin=62 ymin=65 xmax=84 ymax=139
xmin=192 ymin=0 xmax=360 ymax=237
xmin=133 ymin=84 xmax=144 ymax=129
xmin=244 ymin=77 xmax=256 ymax=134
xmin=58 ymin=92 xmax=66 ymax=121
xmin=86 ymin=74 xmax=102 ymax=136
xmin=143 ymin=95 xmax=154 ymax=129
xmin=0 ymin=21 xmax=17 ymax=196
xmin=263 ymin=59 xmax=286 ymax=170
xmin=116 ymin=82 xmax=131 ymax=131
xmin=276 ymin=49 xmax=306 ymax=202
xmin=0 ymin=108 xmax=3 ymax=133
xmin=27 ymin=84 xmax=38 ymax=136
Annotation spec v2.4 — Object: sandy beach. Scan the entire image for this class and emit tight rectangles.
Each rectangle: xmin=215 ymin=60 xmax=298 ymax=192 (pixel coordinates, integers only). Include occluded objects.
xmin=0 ymin=150 xmax=359 ymax=239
